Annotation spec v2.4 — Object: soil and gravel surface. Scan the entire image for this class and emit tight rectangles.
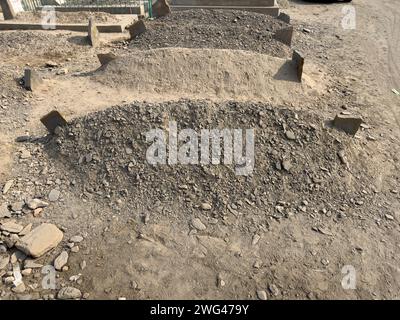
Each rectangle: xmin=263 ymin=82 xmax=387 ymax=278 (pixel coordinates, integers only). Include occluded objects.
xmin=3 ymin=98 xmax=396 ymax=300
xmin=0 ymin=0 xmax=400 ymax=300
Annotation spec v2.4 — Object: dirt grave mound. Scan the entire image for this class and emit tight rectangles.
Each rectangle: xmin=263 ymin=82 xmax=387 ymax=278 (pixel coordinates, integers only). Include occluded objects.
xmin=93 ymin=47 xmax=327 ymax=103
xmin=128 ymin=9 xmax=291 ymax=58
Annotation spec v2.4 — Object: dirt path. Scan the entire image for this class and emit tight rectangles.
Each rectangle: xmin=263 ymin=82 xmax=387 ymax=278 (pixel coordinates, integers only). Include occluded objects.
xmin=289 ymin=0 xmax=400 ymax=129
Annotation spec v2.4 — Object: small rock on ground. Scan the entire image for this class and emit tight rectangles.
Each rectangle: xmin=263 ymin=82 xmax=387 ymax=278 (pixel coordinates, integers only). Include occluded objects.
xmin=16 ymin=223 xmax=63 ymax=258
xmin=70 ymin=235 xmax=83 ymax=243
xmin=0 ymin=222 xmax=24 ymax=233
xmin=257 ymin=290 xmax=267 ymax=300
xmin=191 ymin=218 xmax=207 ymax=231
xmin=57 ymin=286 xmax=82 ymax=300
xmin=54 ymin=251 xmax=69 ymax=270
xmin=48 ymin=189 xmax=61 ymax=202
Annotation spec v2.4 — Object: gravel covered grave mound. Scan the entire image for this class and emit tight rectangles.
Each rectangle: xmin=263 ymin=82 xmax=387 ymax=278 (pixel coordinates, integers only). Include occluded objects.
xmin=0 ymin=31 xmax=83 ymax=57
xmin=129 ymin=9 xmax=291 ymax=58
xmin=15 ymin=11 xmax=121 ymax=24
xmin=22 ymin=99 xmax=382 ymax=230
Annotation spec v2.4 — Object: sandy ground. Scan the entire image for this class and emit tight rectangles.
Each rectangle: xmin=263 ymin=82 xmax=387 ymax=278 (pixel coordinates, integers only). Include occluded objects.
xmin=0 ymin=0 xmax=399 ymax=300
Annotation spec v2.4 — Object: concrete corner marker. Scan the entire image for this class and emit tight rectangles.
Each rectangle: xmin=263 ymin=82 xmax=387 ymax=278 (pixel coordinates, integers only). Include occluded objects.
xmin=40 ymin=110 xmax=68 ymax=134
xmin=292 ymin=50 xmax=304 ymax=82
xmin=97 ymin=53 xmax=118 ymax=66
xmin=24 ymin=68 xmax=43 ymax=91
xmin=333 ymin=114 xmax=362 ymax=136
xmin=277 ymin=12 xmax=291 ymax=24
xmin=273 ymin=26 xmax=294 ymax=47
xmin=0 ymin=0 xmax=24 ymax=20
xmin=88 ymin=18 xmax=100 ymax=47
xmin=127 ymin=19 xmax=146 ymax=40
xmin=152 ymin=0 xmax=171 ymax=18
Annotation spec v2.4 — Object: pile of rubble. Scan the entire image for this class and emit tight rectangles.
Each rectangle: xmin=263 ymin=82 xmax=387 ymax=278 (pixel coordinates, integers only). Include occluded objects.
xmin=2 ymin=99 xmax=388 ymax=234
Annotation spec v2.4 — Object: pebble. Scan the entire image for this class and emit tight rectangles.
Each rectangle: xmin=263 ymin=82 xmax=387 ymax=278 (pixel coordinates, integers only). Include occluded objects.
xmin=285 ymin=130 xmax=296 ymax=140
xmin=12 ymin=282 xmax=26 ymax=293
xmin=80 ymin=260 xmax=87 ymax=270
xmin=56 ymin=68 xmax=68 ymax=75
xmin=252 ymin=234 xmax=261 ymax=245
xmin=130 ymin=280 xmax=138 ymax=289
xmin=11 ymin=251 xmax=26 ymax=263
xmin=42 ymin=294 xmax=55 ymax=300
xmin=4 ymin=237 xmax=16 ymax=248
xmin=0 ymin=222 xmax=24 ymax=233
xmin=48 ymin=189 xmax=61 ymax=202
xmin=10 ymin=201 xmax=24 ymax=212
xmin=282 ymin=160 xmax=293 ymax=171
xmin=2 ymin=180 xmax=14 ymax=194
xmin=253 ymin=260 xmax=262 ymax=269
xmin=4 ymin=276 xmax=15 ymax=284
xmin=24 ymin=260 xmax=43 ymax=269
xmin=20 ymin=150 xmax=31 ymax=159
xmin=70 ymin=235 xmax=84 ymax=243
xmin=338 ymin=150 xmax=348 ymax=166
xmin=0 ymin=203 xmax=11 ymax=218
xmin=33 ymin=208 xmax=43 ymax=217
xmin=71 ymin=246 xmax=79 ymax=253
xmin=21 ymin=268 xmax=32 ymax=276
xmin=0 ymin=255 xmax=9 ymax=270
xmin=19 ymin=223 xmax=32 ymax=236
xmin=268 ymin=284 xmax=280 ymax=296
xmin=385 ymin=214 xmax=394 ymax=221
xmin=57 ymin=287 xmax=82 ymax=300
xmin=69 ymin=274 xmax=81 ymax=282
xmin=257 ymin=290 xmax=267 ymax=300
xmin=316 ymin=227 xmax=333 ymax=236
xmin=201 ymin=203 xmax=212 ymax=210
xmin=321 ymin=258 xmax=330 ymax=266
xmin=217 ymin=273 xmax=225 ymax=287
xmin=191 ymin=218 xmax=207 ymax=231
xmin=26 ymin=199 xmax=49 ymax=210
xmin=54 ymin=251 xmax=69 ymax=270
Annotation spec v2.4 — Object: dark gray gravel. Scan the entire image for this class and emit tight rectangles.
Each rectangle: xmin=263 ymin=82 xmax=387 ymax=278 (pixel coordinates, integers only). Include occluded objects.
xmin=26 ymin=98 xmax=387 ymax=232
xmin=128 ymin=9 xmax=291 ymax=58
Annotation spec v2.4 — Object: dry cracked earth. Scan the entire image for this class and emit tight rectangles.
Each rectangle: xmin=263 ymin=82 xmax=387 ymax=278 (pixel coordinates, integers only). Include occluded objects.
xmin=0 ymin=0 xmax=399 ymax=300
